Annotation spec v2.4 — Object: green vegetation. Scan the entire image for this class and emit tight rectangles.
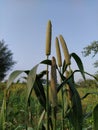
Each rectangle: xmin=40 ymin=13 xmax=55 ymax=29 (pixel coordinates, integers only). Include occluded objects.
xmin=0 ymin=40 xmax=15 ymax=81
xmin=82 ymin=41 xmax=98 ymax=71
xmin=0 ymin=82 xmax=98 ymax=130
xmin=0 ymin=21 xmax=98 ymax=130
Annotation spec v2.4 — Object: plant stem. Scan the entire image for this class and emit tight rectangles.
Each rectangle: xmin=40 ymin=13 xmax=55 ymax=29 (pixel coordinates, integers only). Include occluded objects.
xmin=61 ymin=87 xmax=64 ymax=130
xmin=60 ymin=67 xmax=64 ymax=130
xmin=46 ymin=56 xmax=49 ymax=130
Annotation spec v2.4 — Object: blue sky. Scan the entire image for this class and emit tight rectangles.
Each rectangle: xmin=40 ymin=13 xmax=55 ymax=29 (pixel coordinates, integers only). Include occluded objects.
xmin=0 ymin=0 xmax=98 ymax=80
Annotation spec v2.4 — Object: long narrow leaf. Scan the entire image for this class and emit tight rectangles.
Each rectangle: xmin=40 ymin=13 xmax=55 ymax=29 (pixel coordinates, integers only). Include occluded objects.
xmin=93 ymin=104 xmax=98 ymax=130
xmin=81 ymin=92 xmax=98 ymax=100
xmin=27 ymin=64 xmax=39 ymax=103
xmin=57 ymin=70 xmax=83 ymax=130
xmin=41 ymin=59 xmax=51 ymax=66
xmin=38 ymin=110 xmax=46 ymax=129
xmin=66 ymin=77 xmax=83 ymax=130
xmin=33 ymin=77 xmax=46 ymax=109
xmin=70 ymin=53 xmax=85 ymax=80
xmin=62 ymin=60 xmax=67 ymax=74
xmin=0 ymin=98 xmax=6 ymax=130
xmin=7 ymin=70 xmax=28 ymax=89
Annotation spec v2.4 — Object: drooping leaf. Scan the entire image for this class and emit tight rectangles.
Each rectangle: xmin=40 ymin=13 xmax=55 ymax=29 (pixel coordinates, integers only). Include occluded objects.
xmin=41 ymin=59 xmax=52 ymax=66
xmin=81 ymin=92 xmax=98 ymax=100
xmin=7 ymin=70 xmax=28 ymax=90
xmin=70 ymin=53 xmax=85 ymax=80
xmin=27 ymin=64 xmax=39 ymax=103
xmin=84 ymin=71 xmax=98 ymax=81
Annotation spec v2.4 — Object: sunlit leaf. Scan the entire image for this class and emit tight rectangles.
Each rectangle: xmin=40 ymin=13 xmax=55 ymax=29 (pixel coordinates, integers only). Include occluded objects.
xmin=27 ymin=64 xmax=39 ymax=103
xmin=38 ymin=110 xmax=46 ymax=129
xmin=0 ymin=98 xmax=6 ymax=130
xmin=7 ymin=70 xmax=28 ymax=89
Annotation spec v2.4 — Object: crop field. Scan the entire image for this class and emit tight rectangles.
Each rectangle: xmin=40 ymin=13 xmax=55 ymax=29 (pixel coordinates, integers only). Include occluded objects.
xmin=0 ymin=82 xmax=98 ymax=130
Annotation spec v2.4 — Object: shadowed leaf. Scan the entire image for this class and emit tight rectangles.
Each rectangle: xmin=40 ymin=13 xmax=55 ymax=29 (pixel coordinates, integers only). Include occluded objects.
xmin=34 ymin=76 xmax=46 ymax=109
xmin=70 ymin=53 xmax=85 ymax=80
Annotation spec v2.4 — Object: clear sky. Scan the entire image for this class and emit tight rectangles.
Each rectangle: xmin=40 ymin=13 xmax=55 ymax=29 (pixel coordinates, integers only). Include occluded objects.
xmin=0 ymin=0 xmax=98 ymax=80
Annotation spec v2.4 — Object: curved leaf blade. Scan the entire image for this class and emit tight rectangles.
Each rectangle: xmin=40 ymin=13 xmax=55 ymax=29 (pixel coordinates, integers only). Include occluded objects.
xmin=40 ymin=59 xmax=51 ymax=66
xmin=27 ymin=64 xmax=39 ymax=103
xmin=81 ymin=92 xmax=98 ymax=100
xmin=7 ymin=70 xmax=26 ymax=89
xmin=70 ymin=53 xmax=85 ymax=80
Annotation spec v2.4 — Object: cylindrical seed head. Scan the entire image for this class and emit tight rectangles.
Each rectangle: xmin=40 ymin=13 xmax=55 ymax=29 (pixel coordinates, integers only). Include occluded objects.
xmin=59 ymin=35 xmax=71 ymax=65
xmin=50 ymin=56 xmax=57 ymax=107
xmin=55 ymin=37 xmax=62 ymax=67
xmin=45 ymin=20 xmax=52 ymax=56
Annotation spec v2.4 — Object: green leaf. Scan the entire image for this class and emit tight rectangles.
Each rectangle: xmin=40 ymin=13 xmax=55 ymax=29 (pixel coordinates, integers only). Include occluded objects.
xmin=27 ymin=64 xmax=39 ymax=103
xmin=38 ymin=110 xmax=46 ymax=129
xmin=62 ymin=60 xmax=67 ymax=74
xmin=57 ymin=71 xmax=83 ymax=130
xmin=66 ymin=77 xmax=83 ymax=130
xmin=93 ymin=104 xmax=98 ymax=130
xmin=34 ymin=77 xmax=46 ymax=109
xmin=41 ymin=59 xmax=51 ymax=66
xmin=0 ymin=98 xmax=6 ymax=130
xmin=81 ymin=92 xmax=98 ymax=100
xmin=70 ymin=53 xmax=85 ymax=80
xmin=7 ymin=70 xmax=28 ymax=89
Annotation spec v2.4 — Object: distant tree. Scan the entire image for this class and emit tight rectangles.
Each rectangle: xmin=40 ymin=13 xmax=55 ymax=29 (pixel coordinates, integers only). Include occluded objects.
xmin=0 ymin=40 xmax=16 ymax=81
xmin=82 ymin=41 xmax=98 ymax=68
xmin=77 ymin=78 xmax=98 ymax=88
